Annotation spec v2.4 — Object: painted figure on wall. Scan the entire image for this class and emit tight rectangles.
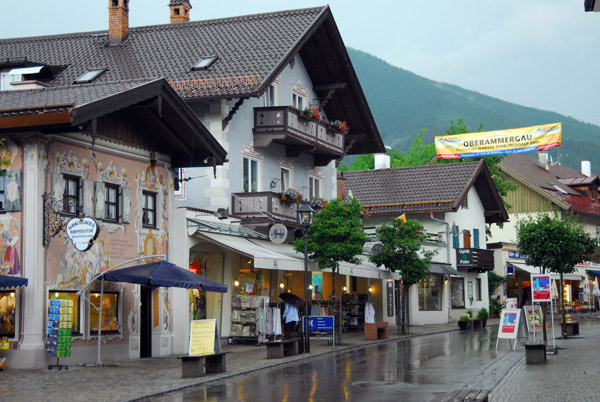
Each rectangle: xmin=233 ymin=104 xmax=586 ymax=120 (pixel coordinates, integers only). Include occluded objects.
xmin=0 ymin=221 xmax=20 ymax=276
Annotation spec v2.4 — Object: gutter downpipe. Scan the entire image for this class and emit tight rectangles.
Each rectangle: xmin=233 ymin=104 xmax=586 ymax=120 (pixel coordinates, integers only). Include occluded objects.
xmin=429 ymin=212 xmax=452 ymax=321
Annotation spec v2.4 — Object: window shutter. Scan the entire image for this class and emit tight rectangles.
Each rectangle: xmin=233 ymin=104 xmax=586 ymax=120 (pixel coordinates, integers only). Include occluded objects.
xmin=473 ymin=228 xmax=480 ymax=249
xmin=4 ymin=171 xmax=21 ymax=211
xmin=51 ymin=173 xmax=64 ymax=213
xmin=83 ymin=179 xmax=94 ymax=217
xmin=452 ymin=226 xmax=459 ymax=248
xmin=121 ymin=187 xmax=131 ymax=223
xmin=95 ymin=181 xmax=105 ymax=219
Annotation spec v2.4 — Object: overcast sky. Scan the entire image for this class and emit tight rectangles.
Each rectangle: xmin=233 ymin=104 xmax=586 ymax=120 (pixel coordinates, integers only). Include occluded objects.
xmin=2 ymin=0 xmax=600 ymax=125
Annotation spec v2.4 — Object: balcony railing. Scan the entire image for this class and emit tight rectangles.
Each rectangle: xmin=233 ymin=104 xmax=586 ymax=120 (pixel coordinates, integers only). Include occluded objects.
xmin=253 ymin=106 xmax=345 ymax=166
xmin=455 ymin=248 xmax=494 ymax=272
xmin=231 ymin=191 xmax=300 ymax=224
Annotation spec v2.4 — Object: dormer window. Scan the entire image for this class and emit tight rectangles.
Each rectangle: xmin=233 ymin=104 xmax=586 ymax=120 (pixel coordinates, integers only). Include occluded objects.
xmin=1 ymin=66 xmax=53 ymax=90
xmin=74 ymin=68 xmax=106 ymax=84
xmin=192 ymin=56 xmax=218 ymax=71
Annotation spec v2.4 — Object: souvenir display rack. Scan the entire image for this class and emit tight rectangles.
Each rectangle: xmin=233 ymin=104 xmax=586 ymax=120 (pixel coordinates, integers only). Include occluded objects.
xmin=230 ymin=295 xmax=262 ymax=342
xmin=46 ymin=298 xmax=73 ymax=370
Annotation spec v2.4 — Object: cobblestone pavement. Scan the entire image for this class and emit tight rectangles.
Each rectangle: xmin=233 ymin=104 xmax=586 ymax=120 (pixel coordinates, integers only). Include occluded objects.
xmin=1 ymin=314 xmax=598 ymax=402
xmin=489 ymin=314 xmax=600 ymax=402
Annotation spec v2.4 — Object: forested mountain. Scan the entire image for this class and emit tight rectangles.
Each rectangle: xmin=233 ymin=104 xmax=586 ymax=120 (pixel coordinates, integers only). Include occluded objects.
xmin=348 ymin=48 xmax=600 ymax=171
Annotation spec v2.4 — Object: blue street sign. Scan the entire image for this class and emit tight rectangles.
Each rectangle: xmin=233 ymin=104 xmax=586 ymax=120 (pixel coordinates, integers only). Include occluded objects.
xmin=309 ymin=316 xmax=334 ymax=331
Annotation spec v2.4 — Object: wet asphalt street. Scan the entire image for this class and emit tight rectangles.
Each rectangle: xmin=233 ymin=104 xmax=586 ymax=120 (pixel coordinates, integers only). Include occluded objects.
xmin=143 ymin=326 xmax=519 ymax=401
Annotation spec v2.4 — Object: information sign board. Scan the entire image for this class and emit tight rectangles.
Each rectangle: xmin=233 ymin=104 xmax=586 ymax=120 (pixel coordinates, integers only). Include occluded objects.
xmin=523 ymin=305 xmax=543 ymax=333
xmin=497 ymin=309 xmax=522 ymax=339
xmin=189 ymin=319 xmax=216 ymax=356
xmin=531 ymin=274 xmax=551 ymax=302
xmin=309 ymin=316 xmax=334 ymax=331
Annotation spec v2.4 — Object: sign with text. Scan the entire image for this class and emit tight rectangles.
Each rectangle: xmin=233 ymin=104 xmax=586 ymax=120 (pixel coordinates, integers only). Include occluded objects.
xmin=497 ymin=309 xmax=522 ymax=339
xmin=435 ymin=123 xmax=561 ymax=159
xmin=387 ymin=281 xmax=394 ymax=316
xmin=456 ymin=248 xmax=473 ymax=266
xmin=308 ymin=316 xmax=334 ymax=331
xmin=189 ymin=319 xmax=216 ymax=356
xmin=65 ymin=216 xmax=99 ymax=251
xmin=531 ymin=274 xmax=551 ymax=302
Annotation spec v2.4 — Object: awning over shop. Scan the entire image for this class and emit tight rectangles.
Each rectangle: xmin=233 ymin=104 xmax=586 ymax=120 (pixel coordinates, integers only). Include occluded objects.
xmin=587 ymin=270 xmax=600 ymax=276
xmin=510 ymin=263 xmax=584 ymax=281
xmin=428 ymin=262 xmax=460 ymax=276
xmin=338 ymin=256 xmax=401 ymax=280
xmin=0 ymin=274 xmax=28 ymax=290
xmin=195 ymin=232 xmax=306 ymax=271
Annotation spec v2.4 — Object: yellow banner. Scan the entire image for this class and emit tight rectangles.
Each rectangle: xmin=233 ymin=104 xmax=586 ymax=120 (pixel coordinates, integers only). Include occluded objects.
xmin=435 ymin=123 xmax=561 ymax=159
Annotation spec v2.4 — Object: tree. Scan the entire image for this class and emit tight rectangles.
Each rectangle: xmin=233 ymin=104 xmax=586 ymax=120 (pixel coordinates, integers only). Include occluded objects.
xmin=294 ymin=197 xmax=367 ymax=339
xmin=487 ymin=271 xmax=507 ymax=297
xmin=369 ymin=217 xmax=437 ymax=334
xmin=517 ymin=213 xmax=597 ymax=338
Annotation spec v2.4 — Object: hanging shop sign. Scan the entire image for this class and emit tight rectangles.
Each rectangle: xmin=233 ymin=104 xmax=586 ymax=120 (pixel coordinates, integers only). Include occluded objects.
xmin=457 ymin=248 xmax=473 ymax=266
xmin=531 ymin=274 xmax=551 ymax=302
xmin=65 ymin=216 xmax=99 ymax=251
xmin=269 ymin=224 xmax=288 ymax=244
xmin=435 ymin=122 xmax=561 ymax=159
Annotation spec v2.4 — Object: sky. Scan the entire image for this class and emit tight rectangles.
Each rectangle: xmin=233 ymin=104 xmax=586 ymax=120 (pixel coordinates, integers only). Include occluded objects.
xmin=2 ymin=0 xmax=600 ymax=125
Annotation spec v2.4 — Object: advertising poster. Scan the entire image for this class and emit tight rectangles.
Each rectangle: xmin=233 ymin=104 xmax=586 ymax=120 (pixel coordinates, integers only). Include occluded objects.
xmin=435 ymin=123 xmax=561 ymax=159
xmin=531 ymin=274 xmax=551 ymax=302
xmin=523 ymin=305 xmax=543 ymax=332
xmin=497 ymin=309 xmax=522 ymax=339
xmin=505 ymin=297 xmax=518 ymax=309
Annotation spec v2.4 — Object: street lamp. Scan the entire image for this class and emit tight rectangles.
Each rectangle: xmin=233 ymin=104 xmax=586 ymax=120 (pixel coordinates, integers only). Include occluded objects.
xmin=297 ymin=202 xmax=315 ymax=354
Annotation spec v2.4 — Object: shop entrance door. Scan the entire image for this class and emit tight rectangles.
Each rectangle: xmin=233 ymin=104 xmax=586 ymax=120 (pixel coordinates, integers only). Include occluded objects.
xmin=140 ymin=286 xmax=152 ymax=358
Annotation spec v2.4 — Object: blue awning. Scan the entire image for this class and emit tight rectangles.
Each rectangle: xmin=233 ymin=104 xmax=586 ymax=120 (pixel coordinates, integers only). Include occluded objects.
xmin=0 ymin=274 xmax=28 ymax=290
xmin=587 ymin=270 xmax=600 ymax=276
xmin=103 ymin=260 xmax=227 ymax=293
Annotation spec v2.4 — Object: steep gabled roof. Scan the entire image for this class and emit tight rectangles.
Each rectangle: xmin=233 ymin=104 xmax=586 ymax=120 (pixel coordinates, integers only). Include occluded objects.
xmin=0 ymin=6 xmax=384 ymax=154
xmin=500 ymin=153 xmax=600 ymax=216
xmin=341 ymin=160 xmax=508 ymax=223
xmin=0 ymin=79 xmax=227 ymax=168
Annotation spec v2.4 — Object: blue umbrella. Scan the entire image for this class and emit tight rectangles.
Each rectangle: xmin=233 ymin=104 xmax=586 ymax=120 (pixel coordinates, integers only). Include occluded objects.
xmin=103 ymin=260 xmax=227 ymax=293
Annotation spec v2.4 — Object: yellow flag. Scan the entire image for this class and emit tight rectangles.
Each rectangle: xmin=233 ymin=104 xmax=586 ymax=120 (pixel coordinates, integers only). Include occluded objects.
xmin=399 ymin=214 xmax=407 ymax=223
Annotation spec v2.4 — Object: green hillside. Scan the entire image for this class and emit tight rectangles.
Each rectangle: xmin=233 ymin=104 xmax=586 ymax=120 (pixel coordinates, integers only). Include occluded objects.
xmin=348 ymin=48 xmax=600 ymax=171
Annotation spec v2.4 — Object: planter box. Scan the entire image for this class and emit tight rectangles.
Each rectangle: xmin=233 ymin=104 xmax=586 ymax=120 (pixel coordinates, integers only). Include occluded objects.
xmin=525 ymin=343 xmax=546 ymax=364
xmin=458 ymin=320 xmax=471 ymax=330
xmin=561 ymin=322 xmax=579 ymax=336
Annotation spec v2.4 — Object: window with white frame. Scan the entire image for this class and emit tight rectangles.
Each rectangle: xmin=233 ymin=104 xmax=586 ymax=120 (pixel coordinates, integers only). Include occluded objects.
xmin=174 ymin=168 xmax=185 ymax=199
xmin=308 ymin=176 xmax=322 ymax=199
xmin=292 ymin=92 xmax=305 ymax=110
xmin=63 ymin=175 xmax=80 ymax=215
xmin=262 ymin=83 xmax=278 ymax=107
xmin=142 ymin=191 xmax=156 ymax=228
xmin=243 ymin=157 xmax=260 ymax=193
xmin=280 ymin=168 xmax=291 ymax=193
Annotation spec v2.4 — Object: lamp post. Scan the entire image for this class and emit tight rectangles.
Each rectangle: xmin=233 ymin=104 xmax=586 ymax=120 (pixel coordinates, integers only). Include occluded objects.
xmin=297 ymin=203 xmax=315 ymax=354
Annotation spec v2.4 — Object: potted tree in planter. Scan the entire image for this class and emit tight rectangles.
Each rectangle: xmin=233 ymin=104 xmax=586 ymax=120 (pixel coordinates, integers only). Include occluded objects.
xmin=476 ymin=308 xmax=489 ymax=328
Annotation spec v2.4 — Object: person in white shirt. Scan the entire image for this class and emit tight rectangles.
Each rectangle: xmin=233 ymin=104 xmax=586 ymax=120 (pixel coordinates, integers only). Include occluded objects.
xmin=282 ymin=302 xmax=299 ymax=335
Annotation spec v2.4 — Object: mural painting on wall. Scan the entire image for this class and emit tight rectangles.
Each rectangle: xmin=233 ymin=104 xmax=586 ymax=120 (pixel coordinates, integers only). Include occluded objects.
xmin=0 ymin=218 xmax=20 ymax=276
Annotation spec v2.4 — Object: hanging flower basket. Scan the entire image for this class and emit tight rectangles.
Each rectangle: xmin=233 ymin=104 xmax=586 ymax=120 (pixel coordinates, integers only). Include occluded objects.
xmin=308 ymin=196 xmax=327 ymax=210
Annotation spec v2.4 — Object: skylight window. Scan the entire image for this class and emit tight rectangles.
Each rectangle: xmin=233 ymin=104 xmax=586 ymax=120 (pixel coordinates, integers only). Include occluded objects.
xmin=192 ymin=56 xmax=218 ymax=71
xmin=74 ymin=68 xmax=106 ymax=84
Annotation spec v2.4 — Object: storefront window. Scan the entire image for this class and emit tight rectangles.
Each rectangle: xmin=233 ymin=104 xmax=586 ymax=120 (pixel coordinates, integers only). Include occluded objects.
xmin=0 ymin=291 xmax=16 ymax=337
xmin=89 ymin=292 xmax=119 ymax=334
xmin=418 ymin=274 xmax=442 ymax=311
xmin=49 ymin=291 xmax=81 ymax=335
xmin=189 ymin=251 xmax=224 ymax=331
xmin=451 ymin=278 xmax=465 ymax=308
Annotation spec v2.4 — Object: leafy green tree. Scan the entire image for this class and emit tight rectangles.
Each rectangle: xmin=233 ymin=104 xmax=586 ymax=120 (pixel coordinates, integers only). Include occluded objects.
xmin=517 ymin=213 xmax=597 ymax=337
xmin=487 ymin=271 xmax=507 ymax=297
xmin=294 ymin=197 xmax=367 ymax=337
xmin=369 ymin=217 xmax=437 ymax=334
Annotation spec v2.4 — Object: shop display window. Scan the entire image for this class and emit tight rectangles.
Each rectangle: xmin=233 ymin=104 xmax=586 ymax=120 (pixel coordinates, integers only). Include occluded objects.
xmin=418 ymin=274 xmax=442 ymax=311
xmin=49 ymin=290 xmax=81 ymax=335
xmin=89 ymin=292 xmax=119 ymax=334
xmin=0 ymin=291 xmax=16 ymax=337
xmin=451 ymin=278 xmax=465 ymax=308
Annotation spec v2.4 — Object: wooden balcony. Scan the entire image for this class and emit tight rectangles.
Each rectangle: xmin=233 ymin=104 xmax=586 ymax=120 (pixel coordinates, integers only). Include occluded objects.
xmin=231 ymin=191 xmax=300 ymax=224
xmin=455 ymin=248 xmax=494 ymax=272
xmin=253 ymin=106 xmax=345 ymax=166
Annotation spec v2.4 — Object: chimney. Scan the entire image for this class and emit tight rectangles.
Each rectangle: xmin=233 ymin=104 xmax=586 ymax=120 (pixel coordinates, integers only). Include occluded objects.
xmin=538 ymin=152 xmax=549 ymax=171
xmin=109 ymin=0 xmax=129 ymax=46
xmin=582 ymin=160 xmax=591 ymax=177
xmin=374 ymin=146 xmax=392 ymax=170
xmin=169 ymin=0 xmax=192 ymax=23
